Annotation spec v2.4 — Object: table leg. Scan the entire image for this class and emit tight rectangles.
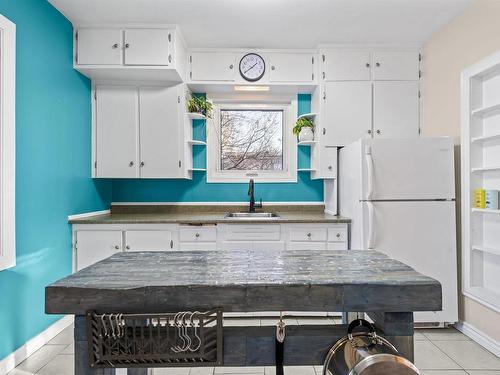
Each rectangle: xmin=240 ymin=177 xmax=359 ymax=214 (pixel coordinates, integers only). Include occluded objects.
xmin=74 ymin=316 xmax=148 ymax=375
xmin=366 ymin=312 xmax=414 ymax=362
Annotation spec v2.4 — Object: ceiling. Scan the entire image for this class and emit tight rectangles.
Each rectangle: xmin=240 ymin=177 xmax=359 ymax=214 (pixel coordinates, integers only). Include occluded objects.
xmin=48 ymin=0 xmax=472 ymax=49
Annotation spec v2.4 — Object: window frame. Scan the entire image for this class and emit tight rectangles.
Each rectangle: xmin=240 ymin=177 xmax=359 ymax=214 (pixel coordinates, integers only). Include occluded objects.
xmin=0 ymin=14 xmax=16 ymax=271
xmin=207 ymin=96 xmax=297 ymax=183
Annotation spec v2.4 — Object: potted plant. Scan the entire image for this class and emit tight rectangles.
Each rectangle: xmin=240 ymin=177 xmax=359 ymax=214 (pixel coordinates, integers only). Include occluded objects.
xmin=187 ymin=95 xmax=213 ymax=119
xmin=293 ymin=117 xmax=315 ymax=142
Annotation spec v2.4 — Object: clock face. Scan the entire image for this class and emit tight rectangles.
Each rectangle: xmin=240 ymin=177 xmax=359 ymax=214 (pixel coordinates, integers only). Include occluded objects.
xmin=239 ymin=53 xmax=265 ymax=82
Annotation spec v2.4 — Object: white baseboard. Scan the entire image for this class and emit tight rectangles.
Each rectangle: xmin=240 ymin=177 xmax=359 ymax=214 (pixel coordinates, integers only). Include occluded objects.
xmin=67 ymin=209 xmax=110 ymax=221
xmin=0 ymin=315 xmax=74 ymax=375
xmin=455 ymin=320 xmax=500 ymax=357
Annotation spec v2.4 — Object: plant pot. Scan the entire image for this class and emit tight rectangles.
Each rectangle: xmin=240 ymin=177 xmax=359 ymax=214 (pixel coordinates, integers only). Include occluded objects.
xmin=298 ymin=127 xmax=314 ymax=142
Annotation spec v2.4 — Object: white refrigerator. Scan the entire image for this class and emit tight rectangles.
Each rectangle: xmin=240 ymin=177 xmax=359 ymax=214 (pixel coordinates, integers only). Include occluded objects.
xmin=337 ymin=137 xmax=458 ymax=324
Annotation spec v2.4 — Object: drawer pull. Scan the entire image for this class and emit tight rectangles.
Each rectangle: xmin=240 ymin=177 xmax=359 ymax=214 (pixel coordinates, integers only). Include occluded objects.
xmin=125 ymin=245 xmax=130 ymax=250
xmin=195 ymin=233 xmax=200 ymax=238
xmin=114 ymin=245 xmax=120 ymax=250
xmin=336 ymin=233 xmax=341 ymax=238
xmin=307 ymin=232 xmax=312 ymax=238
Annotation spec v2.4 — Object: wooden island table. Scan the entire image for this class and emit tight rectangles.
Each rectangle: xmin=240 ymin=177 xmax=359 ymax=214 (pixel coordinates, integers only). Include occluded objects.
xmin=45 ymin=250 xmax=441 ymax=375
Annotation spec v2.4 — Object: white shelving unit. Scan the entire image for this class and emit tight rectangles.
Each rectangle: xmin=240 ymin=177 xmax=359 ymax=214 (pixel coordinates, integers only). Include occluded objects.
xmin=187 ymin=112 xmax=206 ymax=120
xmin=297 ymin=112 xmax=317 ymax=121
xmin=461 ymin=50 xmax=500 ymax=312
xmin=297 ymin=140 xmax=317 ymax=146
xmin=188 ymin=140 xmax=207 ymax=146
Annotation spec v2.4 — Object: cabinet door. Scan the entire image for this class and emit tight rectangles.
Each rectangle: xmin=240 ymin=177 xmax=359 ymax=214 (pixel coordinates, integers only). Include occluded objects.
xmin=95 ymin=86 xmax=138 ymax=178
xmin=269 ymin=53 xmax=314 ymax=82
xmin=76 ymin=230 xmax=122 ymax=271
xmin=252 ymin=241 xmax=286 ymax=251
xmin=322 ymin=50 xmax=371 ymax=81
xmin=322 ymin=82 xmax=372 ymax=146
xmin=319 ymin=146 xmax=337 ymax=179
xmin=124 ymin=29 xmax=171 ymax=66
xmin=139 ymin=86 xmax=182 ymax=178
xmin=372 ymin=51 xmax=420 ymax=80
xmin=124 ymin=230 xmax=172 ymax=251
xmin=373 ymin=82 xmax=419 ymax=138
xmin=190 ymin=52 xmax=235 ymax=81
xmin=77 ymin=29 xmax=122 ymax=65
xmin=220 ymin=241 xmax=253 ymax=251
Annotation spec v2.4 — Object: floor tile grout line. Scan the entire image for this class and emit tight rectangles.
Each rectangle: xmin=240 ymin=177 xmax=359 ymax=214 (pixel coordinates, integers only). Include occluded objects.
xmin=427 ymin=337 xmax=466 ymax=370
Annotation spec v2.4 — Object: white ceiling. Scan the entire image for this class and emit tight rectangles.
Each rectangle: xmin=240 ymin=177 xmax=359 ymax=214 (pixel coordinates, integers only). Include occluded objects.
xmin=48 ymin=0 xmax=471 ymax=49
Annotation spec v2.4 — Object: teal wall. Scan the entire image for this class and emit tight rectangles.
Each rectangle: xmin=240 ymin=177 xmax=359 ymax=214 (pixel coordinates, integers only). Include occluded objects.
xmin=112 ymin=94 xmax=324 ymax=202
xmin=0 ymin=0 xmax=111 ymax=361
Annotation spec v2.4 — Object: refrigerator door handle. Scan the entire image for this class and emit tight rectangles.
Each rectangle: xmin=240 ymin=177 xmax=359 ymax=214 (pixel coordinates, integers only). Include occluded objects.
xmin=364 ymin=145 xmax=374 ymax=199
xmin=366 ymin=201 xmax=375 ymax=249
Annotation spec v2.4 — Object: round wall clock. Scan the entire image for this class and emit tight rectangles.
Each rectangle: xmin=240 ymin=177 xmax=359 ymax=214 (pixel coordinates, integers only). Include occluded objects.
xmin=239 ymin=53 xmax=266 ymax=82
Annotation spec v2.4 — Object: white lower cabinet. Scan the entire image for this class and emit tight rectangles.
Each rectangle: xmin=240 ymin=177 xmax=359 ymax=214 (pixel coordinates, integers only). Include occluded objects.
xmin=73 ymin=222 xmax=349 ymax=270
xmin=124 ymin=230 xmax=173 ymax=251
xmin=75 ymin=230 xmax=122 ymax=271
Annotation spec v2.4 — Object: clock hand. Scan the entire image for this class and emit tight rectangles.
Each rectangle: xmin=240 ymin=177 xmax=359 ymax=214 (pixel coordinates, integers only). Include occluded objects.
xmin=244 ymin=63 xmax=258 ymax=74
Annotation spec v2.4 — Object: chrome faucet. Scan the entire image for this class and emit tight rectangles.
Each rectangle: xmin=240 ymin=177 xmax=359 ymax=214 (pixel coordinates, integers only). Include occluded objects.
xmin=248 ymin=179 xmax=263 ymax=213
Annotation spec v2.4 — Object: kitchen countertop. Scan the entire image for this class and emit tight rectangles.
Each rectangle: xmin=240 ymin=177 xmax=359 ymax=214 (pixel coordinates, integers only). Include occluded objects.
xmin=69 ymin=205 xmax=350 ymax=224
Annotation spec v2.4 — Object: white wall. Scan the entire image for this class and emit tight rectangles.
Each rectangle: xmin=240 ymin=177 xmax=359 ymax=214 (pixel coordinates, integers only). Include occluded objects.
xmin=421 ymin=0 xmax=500 ymax=341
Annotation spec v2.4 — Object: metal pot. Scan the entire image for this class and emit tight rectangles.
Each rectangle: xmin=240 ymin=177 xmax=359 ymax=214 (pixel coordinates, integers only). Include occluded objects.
xmin=323 ymin=319 xmax=420 ymax=375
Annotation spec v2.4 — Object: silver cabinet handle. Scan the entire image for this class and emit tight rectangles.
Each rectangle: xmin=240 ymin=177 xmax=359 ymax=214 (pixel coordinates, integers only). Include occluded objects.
xmin=322 ymin=128 xmax=326 ymax=135
xmin=322 ymin=72 xmax=326 ymax=79
xmin=229 ymin=64 xmax=234 ymax=69
xmin=307 ymin=232 xmax=312 ymax=238
xmin=366 ymin=63 xmax=370 ymax=68
xmin=367 ymin=129 xmax=372 ymax=134
xmin=271 ymin=66 xmax=276 ymax=70
xmin=336 ymin=233 xmax=341 ymax=238
xmin=195 ymin=233 xmax=200 ymax=238
xmin=168 ymin=54 xmax=172 ymax=63
xmin=125 ymin=245 xmax=130 ymax=250
xmin=375 ymin=62 xmax=380 ymax=67
xmin=129 ymin=161 xmax=134 ymax=167
xmin=376 ymin=129 xmax=381 ymax=135
xmin=114 ymin=245 xmax=120 ymax=250
xmin=112 ymin=43 xmax=119 ymax=49
xmin=140 ymin=161 xmax=145 ymax=167
xmin=328 ymin=166 xmax=333 ymax=171
xmin=124 ymin=43 xmax=130 ymax=49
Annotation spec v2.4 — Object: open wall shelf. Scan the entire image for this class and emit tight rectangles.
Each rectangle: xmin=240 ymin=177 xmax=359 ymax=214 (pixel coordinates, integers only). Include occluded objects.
xmin=461 ymin=51 xmax=500 ymax=313
xmin=297 ymin=141 xmax=317 ymax=146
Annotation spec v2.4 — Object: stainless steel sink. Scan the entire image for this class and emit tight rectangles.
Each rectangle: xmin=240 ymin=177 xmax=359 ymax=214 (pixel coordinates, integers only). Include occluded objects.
xmin=225 ymin=212 xmax=280 ymax=219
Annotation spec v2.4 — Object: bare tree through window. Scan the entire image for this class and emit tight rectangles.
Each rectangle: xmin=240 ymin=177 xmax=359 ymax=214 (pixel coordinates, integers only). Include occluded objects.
xmin=220 ymin=110 xmax=283 ymax=171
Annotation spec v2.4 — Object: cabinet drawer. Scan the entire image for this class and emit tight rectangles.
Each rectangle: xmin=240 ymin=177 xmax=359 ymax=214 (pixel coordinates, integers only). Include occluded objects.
xmin=327 ymin=242 xmax=348 ymax=250
xmin=289 ymin=227 xmax=327 ymax=242
xmin=124 ymin=230 xmax=172 ymax=251
xmin=179 ymin=242 xmax=217 ymax=251
xmin=225 ymin=225 xmax=281 ymax=241
xmin=328 ymin=227 xmax=348 ymax=242
xmin=179 ymin=226 xmax=217 ymax=242
xmin=252 ymin=241 xmax=286 ymax=251
xmin=289 ymin=242 xmax=327 ymax=251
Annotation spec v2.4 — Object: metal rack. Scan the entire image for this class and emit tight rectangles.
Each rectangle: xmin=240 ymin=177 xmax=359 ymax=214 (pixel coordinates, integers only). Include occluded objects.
xmin=86 ymin=309 xmax=223 ymax=368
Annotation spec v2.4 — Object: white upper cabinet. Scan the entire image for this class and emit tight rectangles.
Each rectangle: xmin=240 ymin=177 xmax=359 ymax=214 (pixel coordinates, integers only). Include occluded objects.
xmin=373 ymin=81 xmax=420 ymax=138
xmin=372 ymin=51 xmax=420 ymax=81
xmin=124 ymin=29 xmax=172 ymax=66
xmin=322 ymin=81 xmax=372 ymax=146
xmin=95 ymin=86 xmax=138 ymax=178
xmin=94 ymin=84 xmax=189 ymax=179
xmin=76 ymin=29 xmax=123 ymax=65
xmin=139 ymin=86 xmax=185 ymax=178
xmin=322 ymin=50 xmax=371 ymax=81
xmin=269 ymin=53 xmax=314 ymax=82
xmin=190 ymin=52 xmax=236 ymax=81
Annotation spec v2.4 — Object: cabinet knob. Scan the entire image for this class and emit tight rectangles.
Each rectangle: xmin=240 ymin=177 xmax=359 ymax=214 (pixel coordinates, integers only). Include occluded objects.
xmin=367 ymin=129 xmax=372 ymax=134
xmin=271 ymin=66 xmax=276 ymax=70
xmin=168 ymin=54 xmax=172 ymax=63
xmin=195 ymin=233 xmax=200 ymax=238
xmin=322 ymin=128 xmax=326 ymax=135
xmin=229 ymin=64 xmax=233 ymax=69
xmin=112 ymin=43 xmax=119 ymax=49
xmin=140 ymin=161 xmax=145 ymax=167
xmin=322 ymin=72 xmax=326 ymax=79
xmin=124 ymin=43 xmax=130 ymax=49
xmin=114 ymin=245 xmax=120 ymax=250
xmin=328 ymin=166 xmax=333 ymax=171
xmin=129 ymin=161 xmax=134 ymax=167
xmin=376 ymin=129 xmax=381 ymax=135
xmin=375 ymin=62 xmax=380 ymax=67
xmin=366 ymin=63 xmax=370 ymax=68
xmin=336 ymin=233 xmax=341 ymax=238
xmin=307 ymin=232 xmax=312 ymax=238
xmin=126 ymin=245 xmax=130 ymax=250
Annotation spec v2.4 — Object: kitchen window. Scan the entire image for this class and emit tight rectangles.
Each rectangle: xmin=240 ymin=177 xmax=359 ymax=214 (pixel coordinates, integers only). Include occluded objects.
xmin=207 ymin=99 xmax=297 ymax=183
xmin=0 ymin=14 xmax=16 ymax=271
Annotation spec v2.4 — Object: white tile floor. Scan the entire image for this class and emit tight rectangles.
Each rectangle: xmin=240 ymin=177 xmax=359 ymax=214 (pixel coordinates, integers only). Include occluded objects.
xmin=7 ymin=319 xmax=500 ymax=375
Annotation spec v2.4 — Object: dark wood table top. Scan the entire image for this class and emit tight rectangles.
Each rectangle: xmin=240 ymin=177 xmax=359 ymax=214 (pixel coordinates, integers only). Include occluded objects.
xmin=45 ymin=250 xmax=441 ymax=314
